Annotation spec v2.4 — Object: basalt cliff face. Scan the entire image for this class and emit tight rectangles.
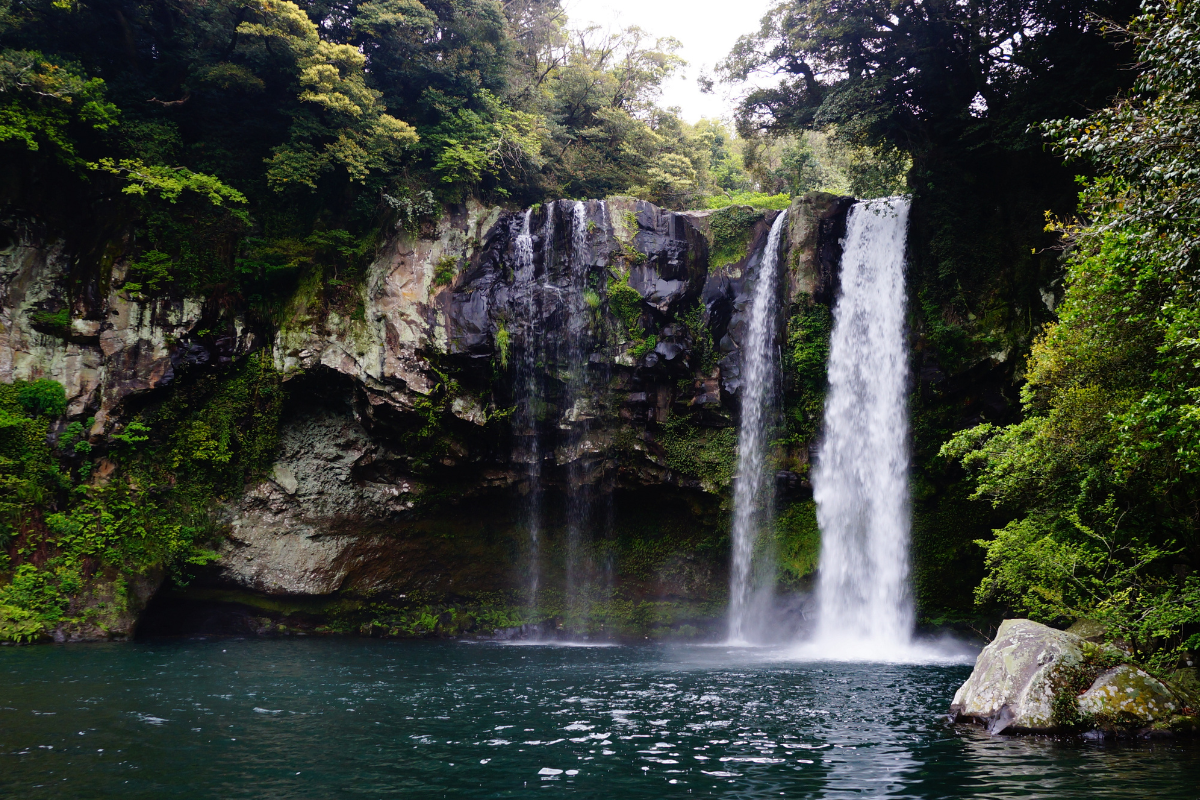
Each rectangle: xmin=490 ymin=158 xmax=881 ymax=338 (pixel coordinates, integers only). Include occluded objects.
xmin=0 ymin=194 xmax=852 ymax=641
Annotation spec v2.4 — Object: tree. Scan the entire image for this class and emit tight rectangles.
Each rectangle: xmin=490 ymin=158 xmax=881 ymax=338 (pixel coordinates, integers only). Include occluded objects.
xmin=946 ymin=1 xmax=1200 ymax=669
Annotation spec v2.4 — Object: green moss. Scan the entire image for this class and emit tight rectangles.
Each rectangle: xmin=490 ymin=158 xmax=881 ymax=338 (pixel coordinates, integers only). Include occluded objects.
xmin=28 ymin=309 xmax=70 ymax=337
xmin=495 ymin=323 xmax=510 ymax=369
xmin=618 ymin=211 xmax=648 ymax=265
xmin=678 ymin=300 xmax=716 ymax=373
xmin=1049 ymin=644 xmax=1128 ymax=730
xmin=708 ymin=205 xmax=764 ymax=269
xmin=775 ymin=500 xmax=821 ymax=585
xmin=629 ymin=335 xmax=657 ymax=359
xmin=659 ymin=416 xmax=737 ymax=490
xmin=781 ymin=300 xmax=832 ymax=444
xmin=607 ymin=276 xmax=645 ymax=336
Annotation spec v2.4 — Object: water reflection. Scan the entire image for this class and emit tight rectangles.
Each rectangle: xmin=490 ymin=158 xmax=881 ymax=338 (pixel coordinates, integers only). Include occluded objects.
xmin=1 ymin=639 xmax=1197 ymax=799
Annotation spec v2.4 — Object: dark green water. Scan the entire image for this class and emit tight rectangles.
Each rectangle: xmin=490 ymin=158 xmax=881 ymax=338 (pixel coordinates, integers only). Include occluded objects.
xmin=2 ymin=639 xmax=1198 ymax=799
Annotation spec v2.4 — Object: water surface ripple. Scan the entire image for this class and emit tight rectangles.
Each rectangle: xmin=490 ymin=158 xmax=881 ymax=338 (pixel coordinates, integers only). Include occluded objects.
xmin=2 ymin=639 xmax=1197 ymax=798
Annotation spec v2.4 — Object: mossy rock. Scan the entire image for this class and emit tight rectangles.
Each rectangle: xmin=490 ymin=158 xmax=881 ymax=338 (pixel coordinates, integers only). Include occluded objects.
xmin=951 ymin=618 xmax=1200 ymax=736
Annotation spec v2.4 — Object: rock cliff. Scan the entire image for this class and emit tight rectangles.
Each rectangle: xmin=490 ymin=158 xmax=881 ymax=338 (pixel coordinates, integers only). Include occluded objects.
xmin=0 ymin=193 xmax=852 ymax=641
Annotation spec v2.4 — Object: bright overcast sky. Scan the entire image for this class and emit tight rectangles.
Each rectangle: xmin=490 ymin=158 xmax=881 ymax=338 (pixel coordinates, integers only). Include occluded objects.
xmin=565 ymin=0 xmax=778 ymax=123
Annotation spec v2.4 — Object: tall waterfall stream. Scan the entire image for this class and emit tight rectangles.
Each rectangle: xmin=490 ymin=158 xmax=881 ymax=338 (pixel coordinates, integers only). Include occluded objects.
xmin=810 ymin=195 xmax=915 ymax=657
xmin=727 ymin=209 xmax=788 ymax=643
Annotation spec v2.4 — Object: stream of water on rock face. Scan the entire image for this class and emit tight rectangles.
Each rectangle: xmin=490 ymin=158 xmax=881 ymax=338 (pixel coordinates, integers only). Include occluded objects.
xmin=512 ymin=207 xmax=542 ymax=611
xmin=563 ymin=200 xmax=596 ymax=632
xmin=809 ymin=195 xmax=914 ymax=658
xmin=727 ymin=209 xmax=788 ymax=644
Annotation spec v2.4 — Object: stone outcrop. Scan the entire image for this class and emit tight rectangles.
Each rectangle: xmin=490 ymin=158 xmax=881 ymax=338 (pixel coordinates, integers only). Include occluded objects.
xmin=0 ymin=193 xmax=853 ymax=638
xmin=951 ymin=619 xmax=1198 ymax=735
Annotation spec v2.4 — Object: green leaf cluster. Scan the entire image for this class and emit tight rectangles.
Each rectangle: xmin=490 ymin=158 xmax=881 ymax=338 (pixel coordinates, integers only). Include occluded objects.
xmin=945 ymin=2 xmax=1200 ymax=669
xmin=0 ymin=354 xmax=283 ymax=642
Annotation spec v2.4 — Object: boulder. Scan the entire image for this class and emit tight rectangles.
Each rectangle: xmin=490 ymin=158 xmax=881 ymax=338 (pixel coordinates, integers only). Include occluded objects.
xmin=1077 ymin=664 xmax=1180 ymax=723
xmin=951 ymin=618 xmax=1196 ymax=735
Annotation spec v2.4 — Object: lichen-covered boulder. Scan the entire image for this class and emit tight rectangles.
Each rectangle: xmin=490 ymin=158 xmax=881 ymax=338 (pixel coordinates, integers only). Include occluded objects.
xmin=950 ymin=618 xmax=1196 ymax=735
xmin=950 ymin=619 xmax=1086 ymax=733
xmin=1077 ymin=665 xmax=1180 ymax=724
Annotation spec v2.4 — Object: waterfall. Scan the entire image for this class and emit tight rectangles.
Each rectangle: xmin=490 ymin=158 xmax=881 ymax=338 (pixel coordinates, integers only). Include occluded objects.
xmin=727 ymin=209 xmax=788 ymax=644
xmin=512 ymin=207 xmax=542 ymax=607
xmin=563 ymin=200 xmax=594 ymax=633
xmin=811 ymin=195 xmax=913 ymax=656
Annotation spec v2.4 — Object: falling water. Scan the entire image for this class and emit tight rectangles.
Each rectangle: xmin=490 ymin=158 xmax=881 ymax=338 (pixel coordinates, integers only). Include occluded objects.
xmin=811 ymin=196 xmax=913 ymax=657
xmin=727 ymin=209 xmax=788 ymax=643
xmin=563 ymin=200 xmax=595 ymax=631
xmin=512 ymin=207 xmax=542 ymax=606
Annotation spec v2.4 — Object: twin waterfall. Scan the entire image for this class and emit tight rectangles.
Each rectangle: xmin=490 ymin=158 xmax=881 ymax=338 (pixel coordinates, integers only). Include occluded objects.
xmin=727 ymin=196 xmax=914 ymax=656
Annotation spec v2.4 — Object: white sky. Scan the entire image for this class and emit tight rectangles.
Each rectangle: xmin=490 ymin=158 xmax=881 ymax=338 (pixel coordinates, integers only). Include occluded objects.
xmin=565 ymin=0 xmax=778 ymax=123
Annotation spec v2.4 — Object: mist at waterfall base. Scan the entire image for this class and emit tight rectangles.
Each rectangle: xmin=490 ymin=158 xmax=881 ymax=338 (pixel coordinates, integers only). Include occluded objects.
xmin=6 ymin=638 xmax=1200 ymax=799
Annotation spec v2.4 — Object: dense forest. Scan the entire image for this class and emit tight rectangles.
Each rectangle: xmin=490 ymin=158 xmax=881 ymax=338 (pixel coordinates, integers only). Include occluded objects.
xmin=1 ymin=0 xmax=1198 ymax=672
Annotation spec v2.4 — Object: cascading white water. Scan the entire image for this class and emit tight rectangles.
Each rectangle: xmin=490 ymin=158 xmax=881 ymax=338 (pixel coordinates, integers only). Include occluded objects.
xmin=512 ymin=208 xmax=542 ymax=604
xmin=727 ymin=209 xmax=788 ymax=643
xmin=563 ymin=200 xmax=595 ymax=631
xmin=811 ymin=195 xmax=913 ymax=657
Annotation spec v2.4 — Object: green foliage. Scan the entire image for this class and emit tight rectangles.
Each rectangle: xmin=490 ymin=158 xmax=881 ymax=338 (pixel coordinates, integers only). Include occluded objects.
xmin=678 ymin=300 xmax=717 ymax=373
xmin=0 ymin=354 xmax=283 ymax=642
xmin=0 ymin=380 xmax=67 ymax=542
xmin=0 ymin=48 xmax=118 ymax=166
xmin=90 ymin=159 xmax=247 ymax=207
xmin=659 ymin=416 xmax=737 ymax=489
xmin=237 ymin=0 xmax=419 ymax=189
xmin=432 ymin=255 xmax=459 ymax=287
xmin=607 ymin=275 xmax=645 ymax=336
xmin=153 ymin=352 xmax=284 ymax=500
xmin=16 ymin=379 xmax=66 ymax=418
xmin=1039 ymin=1 xmax=1200 ymax=276
xmin=944 ymin=4 xmax=1200 ymax=666
xmin=121 ymin=251 xmax=173 ymax=298
xmin=708 ymin=205 xmax=763 ymax=268
xmin=775 ymin=500 xmax=820 ymax=584
xmin=781 ymin=300 xmax=831 ymax=444
xmin=704 ymin=191 xmax=790 ymax=210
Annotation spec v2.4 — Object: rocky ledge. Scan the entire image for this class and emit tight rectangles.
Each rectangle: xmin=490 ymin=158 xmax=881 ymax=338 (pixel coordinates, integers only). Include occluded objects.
xmin=951 ymin=619 xmax=1199 ymax=737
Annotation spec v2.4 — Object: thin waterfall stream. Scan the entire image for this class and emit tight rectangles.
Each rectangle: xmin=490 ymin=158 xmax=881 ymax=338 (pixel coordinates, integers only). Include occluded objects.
xmin=810 ymin=195 xmax=914 ymax=657
xmin=512 ymin=207 xmax=542 ymax=611
xmin=727 ymin=209 xmax=788 ymax=643
xmin=564 ymin=200 xmax=597 ymax=632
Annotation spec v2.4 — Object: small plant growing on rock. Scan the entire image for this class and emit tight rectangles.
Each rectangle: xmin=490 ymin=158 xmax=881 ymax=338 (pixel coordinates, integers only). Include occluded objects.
xmin=432 ymin=255 xmax=459 ymax=287
xmin=494 ymin=323 xmax=510 ymax=370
